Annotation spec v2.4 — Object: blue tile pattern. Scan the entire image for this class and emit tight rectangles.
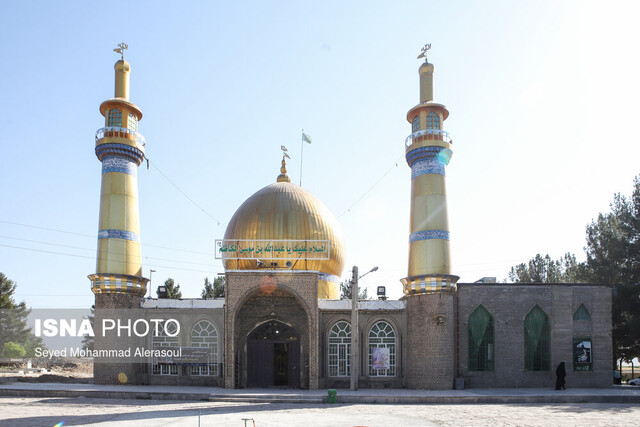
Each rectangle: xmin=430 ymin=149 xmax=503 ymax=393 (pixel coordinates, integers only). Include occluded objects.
xmin=96 ymin=142 xmax=145 ymax=164
xmin=411 ymin=157 xmax=445 ymax=178
xmin=102 ymin=156 xmax=137 ymax=176
xmin=409 ymin=230 xmax=450 ymax=242
xmin=98 ymin=229 xmax=140 ymax=242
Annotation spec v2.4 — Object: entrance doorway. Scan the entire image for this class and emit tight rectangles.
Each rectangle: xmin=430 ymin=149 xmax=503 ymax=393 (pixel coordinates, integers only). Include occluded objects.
xmin=247 ymin=321 xmax=300 ymax=388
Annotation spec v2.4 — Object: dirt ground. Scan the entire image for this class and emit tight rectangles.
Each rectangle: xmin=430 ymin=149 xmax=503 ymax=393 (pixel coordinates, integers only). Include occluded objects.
xmin=0 ymin=358 xmax=93 ymax=384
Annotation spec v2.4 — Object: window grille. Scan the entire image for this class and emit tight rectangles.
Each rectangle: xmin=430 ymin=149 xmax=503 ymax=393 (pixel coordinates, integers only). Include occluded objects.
xmin=151 ymin=320 xmax=179 ymax=375
xmin=412 ymin=116 xmax=420 ymax=133
xmin=524 ymin=305 xmax=550 ymax=371
xmin=426 ymin=112 xmax=440 ymax=130
xmin=107 ymin=108 xmax=122 ymax=127
xmin=190 ymin=320 xmax=218 ymax=376
xmin=468 ymin=305 xmax=494 ymax=371
xmin=127 ymin=112 xmax=138 ymax=132
xmin=368 ymin=321 xmax=396 ymax=376
xmin=328 ymin=321 xmax=351 ymax=377
xmin=573 ymin=304 xmax=591 ymax=321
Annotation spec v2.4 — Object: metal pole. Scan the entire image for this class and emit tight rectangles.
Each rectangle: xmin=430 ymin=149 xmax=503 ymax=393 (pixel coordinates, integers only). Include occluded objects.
xmin=350 ymin=265 xmax=359 ymax=391
xmin=148 ymin=269 xmax=156 ymax=298
xmin=300 ymin=129 xmax=304 ymax=186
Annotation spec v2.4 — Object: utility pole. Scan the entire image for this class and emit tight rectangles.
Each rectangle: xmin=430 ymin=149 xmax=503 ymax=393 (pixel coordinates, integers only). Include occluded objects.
xmin=350 ymin=266 xmax=359 ymax=391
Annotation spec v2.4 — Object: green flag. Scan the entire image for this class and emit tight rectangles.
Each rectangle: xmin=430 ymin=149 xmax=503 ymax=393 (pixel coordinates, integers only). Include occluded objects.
xmin=302 ymin=132 xmax=312 ymax=144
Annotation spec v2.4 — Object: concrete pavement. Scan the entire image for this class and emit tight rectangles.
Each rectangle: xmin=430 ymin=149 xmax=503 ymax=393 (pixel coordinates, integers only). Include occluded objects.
xmin=1 ymin=381 xmax=640 ymax=404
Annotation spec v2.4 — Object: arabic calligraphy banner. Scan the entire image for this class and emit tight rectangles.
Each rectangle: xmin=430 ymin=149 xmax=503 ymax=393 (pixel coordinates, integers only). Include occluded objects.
xmin=215 ymin=239 xmax=330 ymax=260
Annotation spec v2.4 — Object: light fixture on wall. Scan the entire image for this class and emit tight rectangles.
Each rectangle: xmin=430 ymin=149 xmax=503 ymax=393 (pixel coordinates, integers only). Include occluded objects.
xmin=434 ymin=315 xmax=446 ymax=325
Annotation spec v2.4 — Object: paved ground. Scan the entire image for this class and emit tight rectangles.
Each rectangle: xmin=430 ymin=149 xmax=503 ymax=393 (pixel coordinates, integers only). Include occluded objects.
xmin=1 ymin=397 xmax=640 ymax=426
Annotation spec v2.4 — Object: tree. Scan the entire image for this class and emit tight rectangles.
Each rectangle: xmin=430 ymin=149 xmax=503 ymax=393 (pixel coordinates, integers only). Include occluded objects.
xmin=201 ymin=277 xmax=225 ymax=298
xmin=508 ymin=253 xmax=585 ymax=283
xmin=583 ymin=177 xmax=640 ymax=364
xmin=2 ymin=342 xmax=26 ymax=358
xmin=0 ymin=272 xmax=45 ymax=357
xmin=507 ymin=175 xmax=640 ymax=365
xmin=158 ymin=278 xmax=182 ymax=299
xmin=339 ymin=280 xmax=369 ymax=300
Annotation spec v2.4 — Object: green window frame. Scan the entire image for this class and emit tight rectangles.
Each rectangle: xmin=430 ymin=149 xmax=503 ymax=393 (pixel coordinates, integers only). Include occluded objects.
xmin=573 ymin=304 xmax=591 ymax=321
xmin=573 ymin=337 xmax=593 ymax=371
xmin=426 ymin=112 xmax=440 ymax=130
xmin=468 ymin=305 xmax=494 ymax=371
xmin=107 ymin=108 xmax=122 ymax=127
xmin=412 ymin=115 xmax=420 ymax=133
xmin=524 ymin=305 xmax=550 ymax=371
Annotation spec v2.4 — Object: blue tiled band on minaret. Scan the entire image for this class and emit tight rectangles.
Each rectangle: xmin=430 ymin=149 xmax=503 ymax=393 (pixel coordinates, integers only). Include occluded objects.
xmin=98 ymin=229 xmax=140 ymax=242
xmin=411 ymin=157 xmax=445 ymax=178
xmin=96 ymin=142 xmax=145 ymax=164
xmin=410 ymin=230 xmax=450 ymax=242
xmin=102 ymin=156 xmax=137 ymax=176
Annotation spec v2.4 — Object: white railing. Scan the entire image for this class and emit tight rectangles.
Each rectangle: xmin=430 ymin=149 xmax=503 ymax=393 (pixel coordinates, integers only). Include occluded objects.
xmin=96 ymin=126 xmax=146 ymax=149
xmin=405 ymin=129 xmax=451 ymax=146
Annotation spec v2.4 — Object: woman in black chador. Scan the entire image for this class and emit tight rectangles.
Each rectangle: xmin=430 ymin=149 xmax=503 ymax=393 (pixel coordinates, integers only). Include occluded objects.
xmin=555 ymin=362 xmax=566 ymax=390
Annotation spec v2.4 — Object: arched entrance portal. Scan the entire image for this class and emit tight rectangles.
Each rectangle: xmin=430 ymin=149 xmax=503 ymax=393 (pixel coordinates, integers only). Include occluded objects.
xmin=247 ymin=321 xmax=300 ymax=388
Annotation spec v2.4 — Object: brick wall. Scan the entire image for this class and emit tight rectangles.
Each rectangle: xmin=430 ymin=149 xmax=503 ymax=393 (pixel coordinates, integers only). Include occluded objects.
xmin=406 ymin=293 xmax=456 ymax=389
xmin=457 ymin=283 xmax=612 ymax=388
xmin=224 ymin=271 xmax=319 ymax=389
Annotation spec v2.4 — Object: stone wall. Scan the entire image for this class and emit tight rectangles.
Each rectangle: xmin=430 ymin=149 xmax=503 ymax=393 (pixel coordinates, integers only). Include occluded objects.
xmin=457 ymin=283 xmax=612 ymax=388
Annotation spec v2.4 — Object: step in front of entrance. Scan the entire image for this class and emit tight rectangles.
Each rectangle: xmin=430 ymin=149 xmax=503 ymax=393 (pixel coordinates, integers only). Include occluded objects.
xmin=209 ymin=393 xmax=324 ymax=404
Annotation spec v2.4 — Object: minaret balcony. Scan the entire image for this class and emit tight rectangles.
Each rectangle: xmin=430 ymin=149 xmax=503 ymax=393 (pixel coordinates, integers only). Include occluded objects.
xmin=405 ymin=129 xmax=452 ymax=147
xmin=96 ymin=126 xmax=146 ymax=151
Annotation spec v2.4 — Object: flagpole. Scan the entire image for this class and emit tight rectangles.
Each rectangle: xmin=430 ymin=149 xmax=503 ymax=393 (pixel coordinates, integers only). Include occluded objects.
xmin=300 ymin=128 xmax=304 ymax=186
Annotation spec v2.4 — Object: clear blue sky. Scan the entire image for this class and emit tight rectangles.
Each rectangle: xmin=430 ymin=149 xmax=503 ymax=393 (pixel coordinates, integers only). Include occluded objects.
xmin=1 ymin=1 xmax=639 ymax=308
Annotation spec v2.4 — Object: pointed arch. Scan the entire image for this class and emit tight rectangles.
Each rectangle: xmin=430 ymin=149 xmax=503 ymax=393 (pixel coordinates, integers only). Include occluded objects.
xmin=573 ymin=303 xmax=591 ymax=321
xmin=468 ymin=305 xmax=494 ymax=371
xmin=524 ymin=305 xmax=550 ymax=371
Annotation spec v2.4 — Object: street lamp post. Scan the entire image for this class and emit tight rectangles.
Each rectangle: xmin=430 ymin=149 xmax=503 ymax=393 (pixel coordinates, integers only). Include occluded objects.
xmin=148 ymin=269 xmax=156 ymax=298
xmin=350 ymin=265 xmax=378 ymax=391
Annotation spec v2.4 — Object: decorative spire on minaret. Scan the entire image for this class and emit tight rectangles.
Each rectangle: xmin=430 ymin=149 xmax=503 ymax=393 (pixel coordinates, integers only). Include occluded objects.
xmin=277 ymin=145 xmax=291 ymax=183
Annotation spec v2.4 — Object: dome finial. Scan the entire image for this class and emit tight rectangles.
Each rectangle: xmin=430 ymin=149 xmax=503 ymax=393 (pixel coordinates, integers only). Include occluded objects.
xmin=277 ymin=145 xmax=291 ymax=183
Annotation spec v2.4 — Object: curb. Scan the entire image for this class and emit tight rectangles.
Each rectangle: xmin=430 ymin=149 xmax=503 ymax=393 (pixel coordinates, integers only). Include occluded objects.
xmin=2 ymin=388 xmax=640 ymax=404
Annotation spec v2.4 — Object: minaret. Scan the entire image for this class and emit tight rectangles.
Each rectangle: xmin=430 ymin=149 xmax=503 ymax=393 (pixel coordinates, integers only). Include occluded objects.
xmin=402 ymin=44 xmax=458 ymax=389
xmin=88 ymin=44 xmax=148 ymax=298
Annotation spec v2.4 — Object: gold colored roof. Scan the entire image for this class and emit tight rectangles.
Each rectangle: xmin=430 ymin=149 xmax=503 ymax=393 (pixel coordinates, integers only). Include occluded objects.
xmin=223 ymin=178 xmax=345 ymax=278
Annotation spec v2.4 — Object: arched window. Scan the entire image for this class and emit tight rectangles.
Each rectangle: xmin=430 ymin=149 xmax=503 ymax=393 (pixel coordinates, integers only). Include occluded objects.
xmin=468 ymin=305 xmax=494 ymax=371
xmin=412 ymin=115 xmax=420 ymax=133
xmin=107 ymin=108 xmax=122 ymax=127
xmin=426 ymin=112 xmax=440 ymax=130
xmin=573 ymin=304 xmax=591 ymax=321
xmin=328 ymin=320 xmax=351 ymax=377
xmin=190 ymin=320 xmax=218 ymax=376
xmin=368 ymin=321 xmax=396 ymax=376
xmin=127 ymin=112 xmax=138 ymax=132
xmin=152 ymin=320 xmax=179 ymax=375
xmin=524 ymin=305 xmax=550 ymax=371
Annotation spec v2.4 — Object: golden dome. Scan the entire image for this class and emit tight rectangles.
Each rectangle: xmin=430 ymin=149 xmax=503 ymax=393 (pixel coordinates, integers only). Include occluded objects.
xmin=223 ymin=173 xmax=345 ymax=299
